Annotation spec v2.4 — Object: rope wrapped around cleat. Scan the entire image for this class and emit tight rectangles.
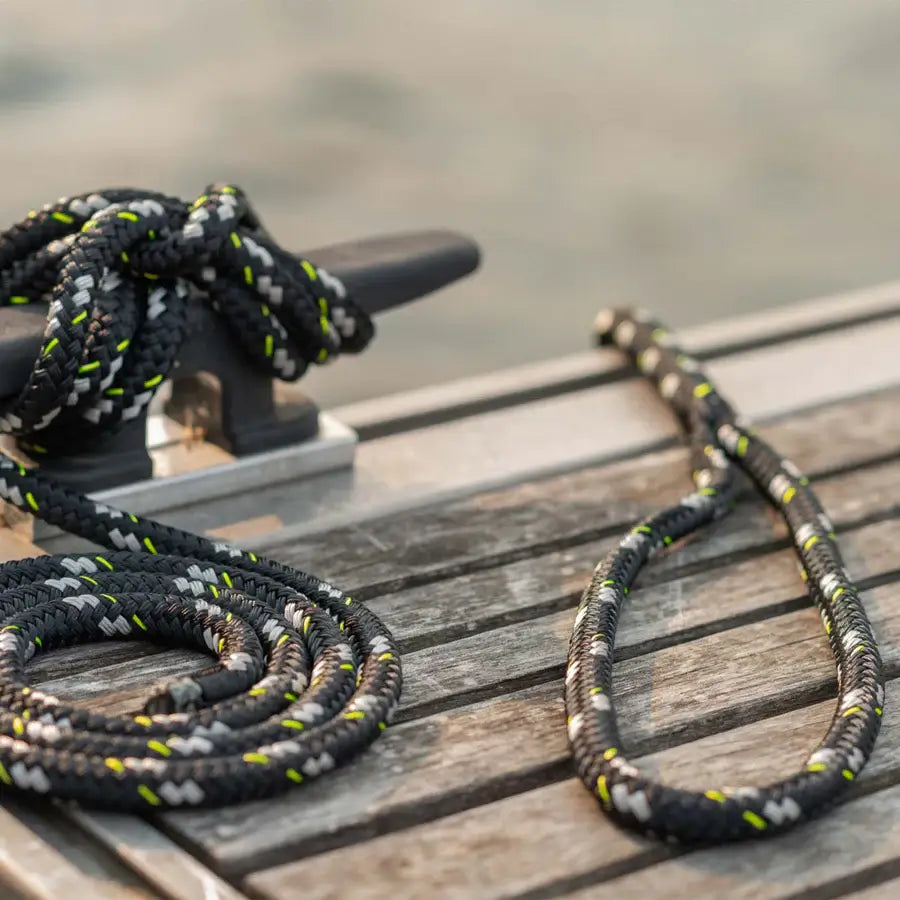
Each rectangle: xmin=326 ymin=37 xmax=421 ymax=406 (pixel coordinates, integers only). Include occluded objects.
xmin=0 ymin=184 xmax=373 ymax=454
xmin=0 ymin=187 xmax=400 ymax=809
xmin=565 ymin=309 xmax=885 ymax=842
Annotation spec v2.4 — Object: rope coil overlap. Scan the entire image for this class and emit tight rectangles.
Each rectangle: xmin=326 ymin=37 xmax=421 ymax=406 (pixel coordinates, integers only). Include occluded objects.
xmin=0 ymin=187 xmax=399 ymax=809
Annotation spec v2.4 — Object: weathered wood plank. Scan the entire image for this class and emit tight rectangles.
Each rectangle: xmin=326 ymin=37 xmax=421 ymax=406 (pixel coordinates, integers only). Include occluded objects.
xmin=27 ymin=641 xmax=173 ymax=686
xmin=66 ymin=810 xmax=249 ymax=900
xmin=231 ymin=314 xmax=900 ymax=546
xmin=40 ymin=648 xmax=208 ymax=716
xmin=246 ymin=778 xmax=655 ymax=900
xmin=842 ymin=877 xmax=900 ymax=899
xmin=567 ymin=787 xmax=900 ymax=899
xmin=333 ymin=278 xmax=900 ymax=440
xmin=393 ymin=468 xmax=900 ymax=717
xmin=267 ymin=387 xmax=900 ymax=597
xmin=0 ymin=800 xmax=157 ymax=900
xmin=374 ymin=452 xmax=900 ymax=659
xmin=245 ymin=683 xmax=900 ymax=899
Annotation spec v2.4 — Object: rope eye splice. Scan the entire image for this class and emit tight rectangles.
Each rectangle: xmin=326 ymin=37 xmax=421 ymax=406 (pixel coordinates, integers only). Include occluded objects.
xmin=566 ymin=308 xmax=885 ymax=844
xmin=0 ymin=187 xmax=400 ymax=810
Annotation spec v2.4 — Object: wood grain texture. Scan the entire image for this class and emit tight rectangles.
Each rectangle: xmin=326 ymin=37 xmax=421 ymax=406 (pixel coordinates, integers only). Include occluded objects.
xmin=334 ymin=279 xmax=900 ymax=440
xmin=394 ymin=472 xmax=900 ymax=716
xmin=22 ymin=447 xmax=900 ymax=714
xmin=0 ymin=800 xmax=156 ymax=900
xmin=6 ymin=388 xmax=897 ymax=725
xmin=67 ymin=810 xmax=249 ymax=900
xmin=246 ymin=682 xmax=900 ymax=900
xmin=16 ymin=449 xmax=899 ymax=720
xmin=27 ymin=641 xmax=177 ymax=685
xmin=568 ymin=786 xmax=900 ymax=900
xmin=265 ymin=387 xmax=900 ymax=596
xmin=39 ymin=648 xmax=208 ymax=717
xmin=19 ymin=386 xmax=900 ymax=718
xmin=239 ymin=314 xmax=900 ymax=547
xmin=376 ymin=500 xmax=894 ymax=657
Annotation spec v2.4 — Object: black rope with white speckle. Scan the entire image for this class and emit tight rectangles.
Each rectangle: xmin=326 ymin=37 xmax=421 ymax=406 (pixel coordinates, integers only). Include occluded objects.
xmin=1 ymin=184 xmax=372 ymax=455
xmin=565 ymin=309 xmax=885 ymax=842
xmin=0 ymin=187 xmax=400 ymax=809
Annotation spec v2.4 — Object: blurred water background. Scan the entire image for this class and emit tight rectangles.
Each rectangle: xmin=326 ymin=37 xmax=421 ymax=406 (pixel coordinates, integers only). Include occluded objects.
xmin=2 ymin=2 xmax=900 ymax=407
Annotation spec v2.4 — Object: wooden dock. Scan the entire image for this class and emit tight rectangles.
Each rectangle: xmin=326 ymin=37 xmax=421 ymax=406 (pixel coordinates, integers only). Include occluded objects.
xmin=4 ymin=284 xmax=900 ymax=898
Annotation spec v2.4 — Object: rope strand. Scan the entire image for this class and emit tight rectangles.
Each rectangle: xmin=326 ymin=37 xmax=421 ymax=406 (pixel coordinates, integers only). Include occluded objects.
xmin=566 ymin=309 xmax=884 ymax=842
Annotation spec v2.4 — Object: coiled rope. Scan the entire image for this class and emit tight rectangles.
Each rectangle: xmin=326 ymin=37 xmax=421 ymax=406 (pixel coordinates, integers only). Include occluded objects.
xmin=0 ymin=186 xmax=400 ymax=809
xmin=566 ymin=309 xmax=885 ymax=842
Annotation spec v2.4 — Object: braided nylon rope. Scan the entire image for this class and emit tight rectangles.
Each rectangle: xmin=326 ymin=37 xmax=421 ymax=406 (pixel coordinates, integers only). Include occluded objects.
xmin=0 ymin=187 xmax=401 ymax=809
xmin=566 ymin=309 xmax=885 ymax=842
xmin=0 ymin=184 xmax=372 ymax=454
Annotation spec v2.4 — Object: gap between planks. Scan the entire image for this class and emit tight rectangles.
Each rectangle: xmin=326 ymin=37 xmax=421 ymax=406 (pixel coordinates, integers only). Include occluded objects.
xmin=0 ymin=514 xmax=246 ymax=900
xmin=24 ymin=386 xmax=900 ymax=706
xmin=263 ymin=386 xmax=900 ymax=598
xmin=36 ymin=422 xmax=900 ymax=722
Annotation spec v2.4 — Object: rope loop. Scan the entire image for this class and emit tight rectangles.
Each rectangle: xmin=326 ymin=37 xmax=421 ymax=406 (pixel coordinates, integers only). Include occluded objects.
xmin=567 ymin=308 xmax=885 ymax=842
